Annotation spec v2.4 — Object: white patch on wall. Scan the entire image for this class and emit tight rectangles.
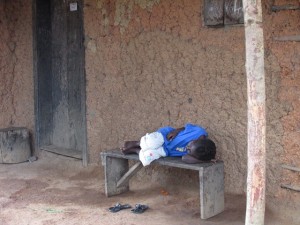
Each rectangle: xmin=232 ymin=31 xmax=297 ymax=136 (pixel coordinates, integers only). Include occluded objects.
xmin=70 ymin=2 xmax=78 ymax=11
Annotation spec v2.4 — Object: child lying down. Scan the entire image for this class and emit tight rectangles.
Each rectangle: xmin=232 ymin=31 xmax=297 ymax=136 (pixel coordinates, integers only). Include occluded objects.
xmin=120 ymin=123 xmax=216 ymax=166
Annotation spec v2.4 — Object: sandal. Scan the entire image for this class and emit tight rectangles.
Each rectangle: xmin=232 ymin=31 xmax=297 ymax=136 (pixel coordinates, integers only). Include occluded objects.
xmin=131 ymin=204 xmax=149 ymax=214
xmin=108 ymin=203 xmax=132 ymax=213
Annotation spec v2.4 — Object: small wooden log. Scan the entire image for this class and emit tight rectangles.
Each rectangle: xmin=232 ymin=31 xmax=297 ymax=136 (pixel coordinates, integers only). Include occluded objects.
xmin=0 ymin=127 xmax=31 ymax=163
xmin=282 ymin=164 xmax=300 ymax=172
xmin=274 ymin=35 xmax=300 ymax=42
xmin=281 ymin=184 xmax=300 ymax=192
xmin=272 ymin=5 xmax=300 ymax=12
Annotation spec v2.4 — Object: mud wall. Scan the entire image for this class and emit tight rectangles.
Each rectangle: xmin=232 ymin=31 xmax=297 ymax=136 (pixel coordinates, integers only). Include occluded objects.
xmin=0 ymin=0 xmax=299 ymax=220
xmin=84 ymin=0 xmax=300 ymax=217
xmin=0 ymin=1 xmax=34 ymax=132
xmin=264 ymin=0 xmax=300 ymax=219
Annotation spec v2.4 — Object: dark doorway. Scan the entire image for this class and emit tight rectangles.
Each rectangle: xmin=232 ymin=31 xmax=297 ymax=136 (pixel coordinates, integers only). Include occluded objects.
xmin=33 ymin=0 xmax=87 ymax=165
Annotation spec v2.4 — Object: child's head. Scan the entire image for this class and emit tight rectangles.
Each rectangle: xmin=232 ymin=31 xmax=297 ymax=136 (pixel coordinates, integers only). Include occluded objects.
xmin=183 ymin=138 xmax=216 ymax=163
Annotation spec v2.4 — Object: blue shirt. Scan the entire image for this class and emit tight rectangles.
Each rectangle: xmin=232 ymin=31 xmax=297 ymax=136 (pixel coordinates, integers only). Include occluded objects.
xmin=157 ymin=123 xmax=207 ymax=156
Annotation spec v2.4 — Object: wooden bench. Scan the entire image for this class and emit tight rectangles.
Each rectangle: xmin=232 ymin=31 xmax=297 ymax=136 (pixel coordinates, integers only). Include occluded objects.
xmin=100 ymin=149 xmax=224 ymax=219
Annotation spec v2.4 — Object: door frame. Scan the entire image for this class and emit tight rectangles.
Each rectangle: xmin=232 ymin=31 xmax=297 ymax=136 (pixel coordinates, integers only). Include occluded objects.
xmin=32 ymin=0 xmax=88 ymax=166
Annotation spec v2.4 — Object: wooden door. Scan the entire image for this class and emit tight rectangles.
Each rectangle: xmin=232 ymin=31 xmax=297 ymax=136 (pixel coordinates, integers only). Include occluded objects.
xmin=35 ymin=0 xmax=87 ymax=164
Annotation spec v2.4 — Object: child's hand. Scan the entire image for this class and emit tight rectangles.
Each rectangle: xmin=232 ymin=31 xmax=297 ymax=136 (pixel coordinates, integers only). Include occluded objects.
xmin=167 ymin=130 xmax=179 ymax=140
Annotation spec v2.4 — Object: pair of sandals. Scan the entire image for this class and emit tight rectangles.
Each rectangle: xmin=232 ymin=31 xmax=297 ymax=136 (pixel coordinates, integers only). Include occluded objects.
xmin=109 ymin=203 xmax=149 ymax=214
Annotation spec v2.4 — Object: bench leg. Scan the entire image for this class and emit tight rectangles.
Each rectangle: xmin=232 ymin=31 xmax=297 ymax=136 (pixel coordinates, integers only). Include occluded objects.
xmin=102 ymin=156 xmax=129 ymax=197
xmin=199 ymin=163 xmax=225 ymax=219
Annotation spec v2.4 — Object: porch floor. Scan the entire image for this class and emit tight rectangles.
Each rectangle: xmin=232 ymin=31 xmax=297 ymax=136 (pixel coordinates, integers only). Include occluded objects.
xmin=0 ymin=151 xmax=291 ymax=225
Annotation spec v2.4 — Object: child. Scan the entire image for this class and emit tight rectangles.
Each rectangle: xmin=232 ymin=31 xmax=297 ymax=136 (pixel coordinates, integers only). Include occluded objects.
xmin=121 ymin=123 xmax=216 ymax=166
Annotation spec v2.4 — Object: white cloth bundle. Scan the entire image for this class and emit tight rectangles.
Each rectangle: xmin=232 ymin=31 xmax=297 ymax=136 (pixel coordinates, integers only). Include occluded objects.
xmin=140 ymin=132 xmax=164 ymax=150
xmin=139 ymin=132 xmax=166 ymax=166
xmin=139 ymin=146 xmax=166 ymax=166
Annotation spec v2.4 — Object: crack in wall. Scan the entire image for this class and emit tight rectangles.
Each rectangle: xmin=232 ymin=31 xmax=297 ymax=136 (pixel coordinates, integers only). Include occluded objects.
xmin=0 ymin=1 xmax=31 ymax=129
xmin=3 ymin=2 xmax=19 ymax=125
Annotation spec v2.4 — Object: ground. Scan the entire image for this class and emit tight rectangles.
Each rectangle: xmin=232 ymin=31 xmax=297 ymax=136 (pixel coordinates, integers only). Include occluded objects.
xmin=0 ymin=151 xmax=292 ymax=225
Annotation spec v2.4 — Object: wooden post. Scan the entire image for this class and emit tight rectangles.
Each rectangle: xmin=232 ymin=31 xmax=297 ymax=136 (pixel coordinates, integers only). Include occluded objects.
xmin=242 ymin=0 xmax=266 ymax=224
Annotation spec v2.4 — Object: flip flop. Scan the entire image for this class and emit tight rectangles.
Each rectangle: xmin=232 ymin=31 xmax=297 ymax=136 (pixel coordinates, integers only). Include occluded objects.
xmin=131 ymin=204 xmax=149 ymax=214
xmin=108 ymin=203 xmax=132 ymax=213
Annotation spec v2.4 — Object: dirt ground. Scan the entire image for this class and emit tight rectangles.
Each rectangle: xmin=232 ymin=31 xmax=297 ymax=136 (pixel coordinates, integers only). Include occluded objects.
xmin=0 ymin=151 xmax=293 ymax=225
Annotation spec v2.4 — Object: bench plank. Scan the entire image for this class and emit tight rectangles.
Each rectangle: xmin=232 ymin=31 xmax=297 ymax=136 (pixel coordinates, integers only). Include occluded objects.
xmin=101 ymin=149 xmax=216 ymax=170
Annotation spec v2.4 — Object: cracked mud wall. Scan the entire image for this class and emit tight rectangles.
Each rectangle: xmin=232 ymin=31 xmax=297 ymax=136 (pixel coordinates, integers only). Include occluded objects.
xmin=0 ymin=0 xmax=299 ymax=220
xmin=264 ymin=0 xmax=300 ymax=220
xmin=84 ymin=0 xmax=300 ymax=217
xmin=0 ymin=1 xmax=34 ymax=131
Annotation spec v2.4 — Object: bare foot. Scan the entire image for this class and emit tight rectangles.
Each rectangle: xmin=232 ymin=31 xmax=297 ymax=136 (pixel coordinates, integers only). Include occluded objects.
xmin=121 ymin=147 xmax=141 ymax=155
xmin=120 ymin=141 xmax=141 ymax=155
